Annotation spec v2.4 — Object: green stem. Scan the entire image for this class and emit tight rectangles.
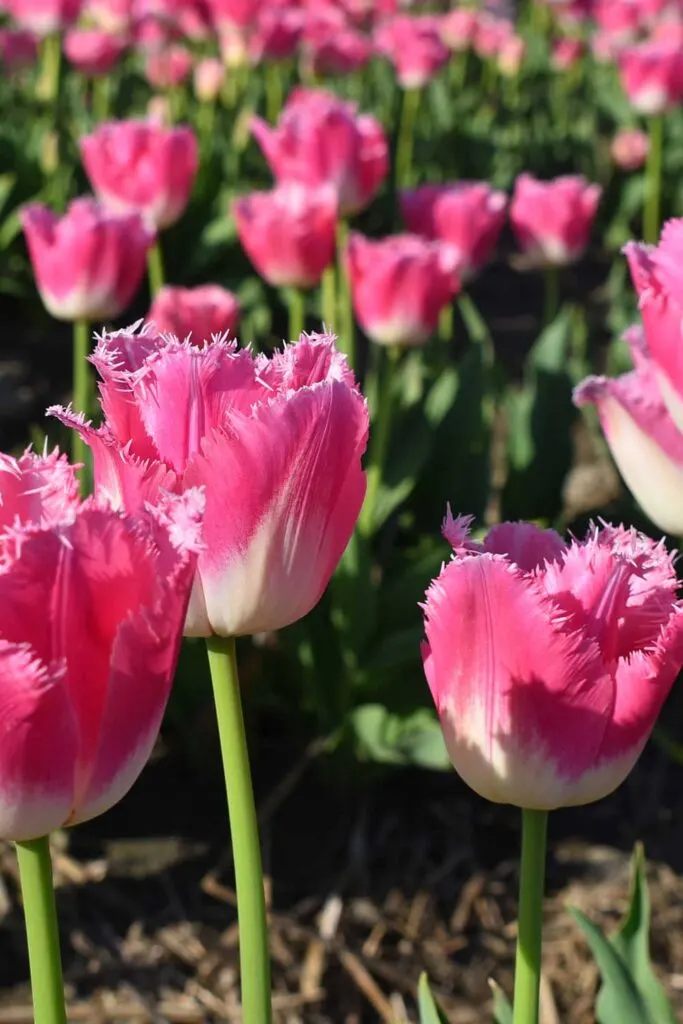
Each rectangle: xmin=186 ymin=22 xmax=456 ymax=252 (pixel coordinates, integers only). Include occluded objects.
xmin=197 ymin=99 xmax=216 ymax=156
xmin=358 ymin=346 xmax=400 ymax=537
xmin=438 ymin=302 xmax=454 ymax=343
xmin=92 ymin=74 xmax=112 ymax=124
xmin=644 ymin=114 xmax=663 ymax=244
xmin=72 ymin=318 xmax=90 ymax=484
xmin=512 ymin=809 xmax=549 ymax=1024
xmin=147 ymin=239 xmax=165 ymax=297
xmin=336 ymin=218 xmax=355 ymax=368
xmin=287 ymin=286 xmax=305 ymax=339
xmin=15 ymin=837 xmax=67 ymax=1024
xmin=265 ymin=62 xmax=283 ymax=125
xmin=36 ymin=32 xmax=62 ymax=105
xmin=205 ymin=637 xmax=272 ymax=1024
xmin=321 ymin=264 xmax=336 ymax=332
xmin=395 ymin=87 xmax=421 ymax=190
xmin=543 ymin=266 xmax=559 ymax=327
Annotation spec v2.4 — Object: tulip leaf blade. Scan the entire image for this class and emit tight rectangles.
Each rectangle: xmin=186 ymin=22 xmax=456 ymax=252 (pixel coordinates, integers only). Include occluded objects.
xmin=350 ymin=703 xmax=451 ymax=771
xmin=417 ymin=972 xmax=449 ymax=1024
xmin=569 ymin=846 xmax=675 ymax=1024
xmin=489 ymin=979 xmax=513 ymax=1024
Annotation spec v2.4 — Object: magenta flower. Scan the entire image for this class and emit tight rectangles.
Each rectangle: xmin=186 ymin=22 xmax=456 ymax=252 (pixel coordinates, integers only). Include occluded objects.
xmin=575 ymin=326 xmax=683 ymax=535
xmin=148 ymin=284 xmax=240 ymax=343
xmin=347 ymin=232 xmax=456 ymax=347
xmin=618 ymin=41 xmax=683 ymax=115
xmin=233 ymin=183 xmax=337 ymax=289
xmin=5 ymin=0 xmax=81 ymax=35
xmin=52 ymin=328 xmax=369 ymax=638
xmin=510 ymin=173 xmax=602 ymax=266
xmin=21 ymin=198 xmax=152 ymax=322
xmin=401 ymin=182 xmax=507 ymax=282
xmin=422 ymin=513 xmax=683 ymax=809
xmin=63 ymin=28 xmax=127 ymax=76
xmin=80 ymin=119 xmax=199 ymax=230
xmin=374 ymin=14 xmax=449 ymax=89
xmin=250 ymin=87 xmax=388 ymax=216
xmin=0 ymin=447 xmax=202 ymax=841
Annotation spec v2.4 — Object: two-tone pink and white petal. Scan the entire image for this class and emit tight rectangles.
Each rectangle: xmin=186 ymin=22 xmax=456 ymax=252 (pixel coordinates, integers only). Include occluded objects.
xmin=574 ymin=328 xmax=683 ymax=535
xmin=185 ymin=380 xmax=368 ymax=636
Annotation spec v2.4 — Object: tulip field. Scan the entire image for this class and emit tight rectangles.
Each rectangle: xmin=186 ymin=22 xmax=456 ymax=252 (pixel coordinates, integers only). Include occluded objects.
xmin=7 ymin=0 xmax=683 ymax=1020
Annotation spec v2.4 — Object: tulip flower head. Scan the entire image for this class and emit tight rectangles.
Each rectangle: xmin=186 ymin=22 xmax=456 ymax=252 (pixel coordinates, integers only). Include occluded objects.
xmin=347 ymin=232 xmax=457 ymax=347
xmin=624 ymin=219 xmax=683 ymax=429
xmin=21 ymin=198 xmax=153 ymax=322
xmin=63 ymin=27 xmax=126 ymax=76
xmin=422 ymin=512 xmax=683 ymax=809
xmin=51 ymin=327 xmax=369 ymax=638
xmin=148 ymin=284 xmax=240 ymax=343
xmin=80 ymin=119 xmax=199 ymax=230
xmin=510 ymin=173 xmax=602 ymax=266
xmin=5 ymin=0 xmax=82 ymax=35
xmin=575 ymin=326 xmax=683 ymax=535
xmin=611 ymin=127 xmax=650 ymax=170
xmin=0 ymin=447 xmax=203 ymax=841
xmin=250 ymin=88 xmax=388 ymax=216
xmin=400 ymin=182 xmax=507 ymax=283
xmin=233 ymin=183 xmax=337 ymax=289
xmin=618 ymin=41 xmax=683 ymax=115
xmin=374 ymin=14 xmax=450 ymax=88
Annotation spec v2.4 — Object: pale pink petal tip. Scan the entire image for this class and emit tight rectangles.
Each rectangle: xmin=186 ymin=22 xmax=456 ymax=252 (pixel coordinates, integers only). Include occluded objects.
xmin=441 ymin=506 xmax=474 ymax=549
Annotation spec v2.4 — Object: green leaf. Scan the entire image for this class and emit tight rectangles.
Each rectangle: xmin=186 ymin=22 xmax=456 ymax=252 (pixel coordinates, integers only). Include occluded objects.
xmin=373 ymin=365 xmax=459 ymax=530
xmin=489 ymin=980 xmax=513 ymax=1024
xmin=570 ymin=844 xmax=676 ymax=1024
xmin=350 ymin=704 xmax=451 ymax=771
xmin=417 ymin=973 xmax=449 ymax=1024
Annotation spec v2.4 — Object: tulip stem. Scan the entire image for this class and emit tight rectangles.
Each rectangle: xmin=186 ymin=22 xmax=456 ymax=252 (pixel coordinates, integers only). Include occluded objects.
xmin=36 ymin=32 xmax=62 ymax=106
xmin=287 ymin=287 xmax=306 ymax=339
xmin=15 ymin=837 xmax=67 ymax=1024
xmin=321 ymin=265 xmax=336 ymax=331
xmin=265 ymin=63 xmax=283 ymax=125
xmin=395 ymin=87 xmax=421 ymax=190
xmin=644 ymin=114 xmax=663 ymax=245
xmin=512 ymin=809 xmax=548 ymax=1024
xmin=543 ymin=266 xmax=559 ymax=328
xmin=336 ymin=218 xmax=355 ymax=368
xmin=92 ymin=74 xmax=112 ymax=124
xmin=359 ymin=345 xmax=400 ymax=537
xmin=205 ymin=636 xmax=272 ymax=1024
xmin=147 ymin=240 xmax=165 ymax=298
xmin=72 ymin=318 xmax=90 ymax=485
xmin=439 ymin=302 xmax=454 ymax=343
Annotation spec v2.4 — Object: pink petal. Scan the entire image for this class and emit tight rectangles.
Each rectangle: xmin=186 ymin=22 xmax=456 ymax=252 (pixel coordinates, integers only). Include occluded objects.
xmin=422 ymin=554 xmax=614 ymax=809
xmin=185 ymin=379 xmax=368 ymax=636
xmin=0 ymin=448 xmax=80 ymax=536
xmin=0 ymin=641 xmax=77 ymax=841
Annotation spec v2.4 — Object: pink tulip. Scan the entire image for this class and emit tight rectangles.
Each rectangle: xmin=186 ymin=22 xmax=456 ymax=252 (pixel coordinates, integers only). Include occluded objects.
xmin=21 ymin=198 xmax=152 ymax=322
xmin=594 ymin=0 xmax=643 ymax=40
xmin=64 ymin=27 xmax=126 ymax=76
xmin=149 ymin=284 xmax=240 ymax=341
xmin=250 ymin=87 xmax=388 ymax=216
xmin=234 ymin=184 xmax=336 ymax=289
xmin=5 ymin=0 xmax=81 ymax=34
xmin=400 ymin=182 xmax=507 ymax=282
xmin=618 ymin=41 xmax=683 ymax=114
xmin=145 ymin=44 xmax=193 ymax=89
xmin=80 ymin=119 xmax=199 ymax=230
xmin=205 ymin=0 xmax=259 ymax=29
xmin=248 ymin=4 xmax=302 ymax=62
xmin=347 ymin=232 xmax=457 ymax=348
xmin=510 ymin=173 xmax=602 ymax=266
xmin=422 ymin=512 xmax=683 ymax=809
xmin=301 ymin=23 xmax=372 ymax=77
xmin=374 ymin=14 xmax=449 ymax=88
xmin=440 ymin=8 xmax=477 ymax=51
xmin=193 ymin=56 xmax=225 ymax=101
xmin=611 ymin=127 xmax=650 ymax=170
xmin=575 ymin=326 xmax=683 ymax=534
xmin=472 ymin=12 xmax=513 ymax=59
xmin=551 ymin=36 xmax=584 ymax=70
xmin=0 ymin=27 xmax=38 ymax=69
xmin=84 ymin=0 xmax=132 ymax=32
xmin=52 ymin=329 xmax=369 ymax=638
xmin=624 ymin=219 xmax=683 ymax=430
xmin=0 ymin=447 xmax=202 ymax=841
xmin=496 ymin=32 xmax=525 ymax=75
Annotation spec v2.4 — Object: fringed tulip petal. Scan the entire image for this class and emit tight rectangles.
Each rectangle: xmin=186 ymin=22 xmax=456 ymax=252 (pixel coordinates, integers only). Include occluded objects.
xmin=185 ymin=379 xmax=368 ymax=636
